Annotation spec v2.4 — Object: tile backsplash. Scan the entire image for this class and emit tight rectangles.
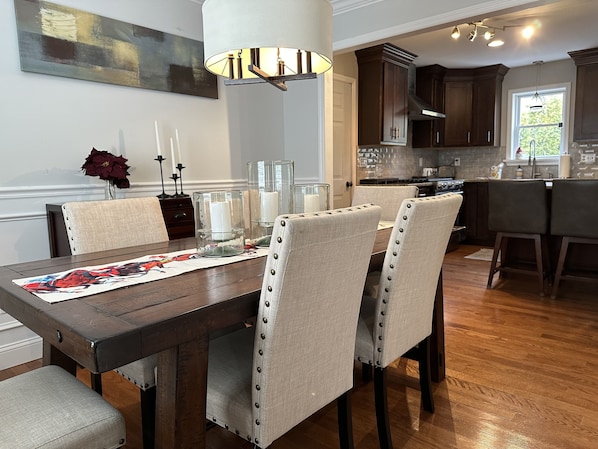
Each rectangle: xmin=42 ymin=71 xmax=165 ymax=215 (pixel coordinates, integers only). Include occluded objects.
xmin=357 ymin=141 xmax=598 ymax=182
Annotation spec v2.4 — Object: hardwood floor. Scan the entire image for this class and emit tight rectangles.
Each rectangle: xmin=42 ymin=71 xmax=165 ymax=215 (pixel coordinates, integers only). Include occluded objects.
xmin=2 ymin=244 xmax=598 ymax=449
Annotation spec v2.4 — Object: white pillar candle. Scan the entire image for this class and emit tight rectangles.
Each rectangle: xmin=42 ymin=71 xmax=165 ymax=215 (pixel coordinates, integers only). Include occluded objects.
xmin=154 ymin=121 xmax=162 ymax=156
xmin=303 ymin=193 xmax=320 ymax=213
xmin=175 ymin=128 xmax=182 ymax=164
xmin=170 ymin=138 xmax=177 ymax=173
xmin=210 ymin=201 xmax=233 ymax=240
xmin=260 ymin=191 xmax=279 ymax=224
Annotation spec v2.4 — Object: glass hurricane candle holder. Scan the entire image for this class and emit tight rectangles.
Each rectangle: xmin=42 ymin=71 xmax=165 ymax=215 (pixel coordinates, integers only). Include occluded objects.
xmin=193 ymin=190 xmax=245 ymax=257
xmin=247 ymin=160 xmax=294 ymax=245
xmin=293 ymin=183 xmax=330 ymax=213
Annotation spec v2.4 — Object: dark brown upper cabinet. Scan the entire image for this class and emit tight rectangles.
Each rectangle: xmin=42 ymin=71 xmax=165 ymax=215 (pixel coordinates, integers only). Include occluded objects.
xmin=413 ymin=64 xmax=508 ymax=148
xmin=569 ymin=47 xmax=598 ymax=142
xmin=356 ymin=43 xmax=416 ymax=146
xmin=412 ymin=64 xmax=447 ymax=148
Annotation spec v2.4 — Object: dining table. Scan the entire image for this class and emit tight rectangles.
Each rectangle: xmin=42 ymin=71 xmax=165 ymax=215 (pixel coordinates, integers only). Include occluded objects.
xmin=0 ymin=227 xmax=446 ymax=449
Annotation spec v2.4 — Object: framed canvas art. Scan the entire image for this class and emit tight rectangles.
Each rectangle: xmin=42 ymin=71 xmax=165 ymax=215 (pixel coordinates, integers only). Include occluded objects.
xmin=14 ymin=0 xmax=218 ymax=99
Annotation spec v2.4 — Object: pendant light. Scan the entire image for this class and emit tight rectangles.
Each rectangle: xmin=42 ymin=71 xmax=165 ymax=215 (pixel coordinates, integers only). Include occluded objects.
xmin=202 ymin=0 xmax=333 ymax=91
xmin=530 ymin=60 xmax=544 ymax=111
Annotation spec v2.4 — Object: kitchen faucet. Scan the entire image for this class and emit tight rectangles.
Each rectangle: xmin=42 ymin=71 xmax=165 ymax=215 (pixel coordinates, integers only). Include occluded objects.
xmin=528 ymin=140 xmax=539 ymax=178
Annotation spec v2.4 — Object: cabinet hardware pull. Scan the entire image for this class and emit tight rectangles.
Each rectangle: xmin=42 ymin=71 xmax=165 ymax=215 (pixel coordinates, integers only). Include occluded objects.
xmin=467 ymin=131 xmax=471 ymax=143
xmin=174 ymin=212 xmax=187 ymax=219
xmin=487 ymin=130 xmax=491 ymax=142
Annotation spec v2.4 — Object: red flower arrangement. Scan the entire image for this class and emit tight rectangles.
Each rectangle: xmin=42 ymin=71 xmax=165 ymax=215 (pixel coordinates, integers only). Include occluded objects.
xmin=81 ymin=147 xmax=130 ymax=188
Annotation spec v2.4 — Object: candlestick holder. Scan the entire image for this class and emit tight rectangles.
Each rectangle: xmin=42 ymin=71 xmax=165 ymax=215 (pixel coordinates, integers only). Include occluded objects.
xmin=154 ymin=156 xmax=171 ymax=199
xmin=170 ymin=173 xmax=181 ymax=197
xmin=176 ymin=163 xmax=189 ymax=197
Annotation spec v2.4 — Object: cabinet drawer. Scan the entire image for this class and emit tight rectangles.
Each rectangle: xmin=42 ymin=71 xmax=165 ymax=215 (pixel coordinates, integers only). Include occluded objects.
xmin=159 ymin=197 xmax=195 ymax=239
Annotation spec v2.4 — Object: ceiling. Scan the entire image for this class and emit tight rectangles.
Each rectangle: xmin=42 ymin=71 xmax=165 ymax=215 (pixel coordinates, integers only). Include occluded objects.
xmin=369 ymin=0 xmax=598 ymax=69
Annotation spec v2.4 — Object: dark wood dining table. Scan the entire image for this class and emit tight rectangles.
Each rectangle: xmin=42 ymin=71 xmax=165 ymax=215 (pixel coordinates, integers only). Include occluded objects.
xmin=0 ymin=228 xmax=445 ymax=449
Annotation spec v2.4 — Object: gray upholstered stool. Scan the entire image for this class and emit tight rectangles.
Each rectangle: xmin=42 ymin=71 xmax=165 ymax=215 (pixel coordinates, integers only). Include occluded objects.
xmin=0 ymin=365 xmax=125 ymax=449
xmin=487 ymin=180 xmax=550 ymax=295
xmin=550 ymin=179 xmax=598 ymax=298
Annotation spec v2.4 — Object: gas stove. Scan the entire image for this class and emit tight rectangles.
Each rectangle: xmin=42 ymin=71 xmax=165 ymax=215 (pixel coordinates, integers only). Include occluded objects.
xmin=359 ymin=177 xmax=464 ymax=196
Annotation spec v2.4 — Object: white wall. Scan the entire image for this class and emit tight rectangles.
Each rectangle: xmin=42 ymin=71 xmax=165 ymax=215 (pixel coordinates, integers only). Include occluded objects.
xmin=0 ymin=0 xmax=324 ymax=369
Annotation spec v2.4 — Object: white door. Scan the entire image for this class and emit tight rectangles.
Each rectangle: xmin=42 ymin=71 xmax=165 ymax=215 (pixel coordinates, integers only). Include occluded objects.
xmin=332 ymin=74 xmax=356 ymax=208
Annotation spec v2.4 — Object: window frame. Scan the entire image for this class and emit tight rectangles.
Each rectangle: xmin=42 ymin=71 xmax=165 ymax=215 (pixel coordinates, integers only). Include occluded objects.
xmin=506 ymin=82 xmax=571 ymax=165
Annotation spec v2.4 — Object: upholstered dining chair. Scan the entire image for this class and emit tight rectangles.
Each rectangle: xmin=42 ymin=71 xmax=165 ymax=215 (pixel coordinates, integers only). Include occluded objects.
xmin=354 ymin=194 xmax=462 ymax=449
xmin=62 ymin=197 xmax=169 ymax=449
xmin=0 ymin=365 xmax=125 ymax=448
xmin=205 ymin=204 xmax=382 ymax=449
xmin=550 ymin=179 xmax=598 ymax=298
xmin=352 ymin=185 xmax=419 ymax=296
xmin=486 ymin=180 xmax=550 ymax=295
xmin=352 ymin=185 xmax=419 ymax=221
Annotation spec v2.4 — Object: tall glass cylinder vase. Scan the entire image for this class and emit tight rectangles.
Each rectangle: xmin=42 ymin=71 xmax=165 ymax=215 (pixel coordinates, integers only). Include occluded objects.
xmin=247 ymin=160 xmax=294 ymax=246
xmin=293 ymin=183 xmax=330 ymax=213
xmin=194 ymin=191 xmax=245 ymax=257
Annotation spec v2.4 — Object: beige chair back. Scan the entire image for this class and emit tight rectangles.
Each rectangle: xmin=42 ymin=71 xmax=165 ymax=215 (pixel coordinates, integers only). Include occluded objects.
xmin=62 ymin=197 xmax=169 ymax=255
xmin=352 ymin=185 xmax=419 ymax=221
xmin=355 ymin=194 xmax=462 ymax=368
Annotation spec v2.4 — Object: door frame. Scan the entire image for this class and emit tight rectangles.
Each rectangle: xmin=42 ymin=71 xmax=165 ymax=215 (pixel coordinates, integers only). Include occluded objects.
xmin=332 ymin=72 xmax=358 ymax=207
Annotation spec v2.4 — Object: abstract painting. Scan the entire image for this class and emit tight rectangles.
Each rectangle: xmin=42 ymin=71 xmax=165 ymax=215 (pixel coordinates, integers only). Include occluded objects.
xmin=14 ymin=0 xmax=218 ymax=99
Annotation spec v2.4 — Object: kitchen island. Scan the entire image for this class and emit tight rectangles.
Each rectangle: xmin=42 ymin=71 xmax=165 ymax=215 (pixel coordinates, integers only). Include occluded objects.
xmin=463 ymin=178 xmax=598 ymax=276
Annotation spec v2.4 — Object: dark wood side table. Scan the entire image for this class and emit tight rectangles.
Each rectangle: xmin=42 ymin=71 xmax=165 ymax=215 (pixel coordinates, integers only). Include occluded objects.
xmin=46 ymin=197 xmax=195 ymax=257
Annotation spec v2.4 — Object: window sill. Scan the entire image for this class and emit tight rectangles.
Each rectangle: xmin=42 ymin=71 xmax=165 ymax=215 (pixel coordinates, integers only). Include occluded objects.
xmin=504 ymin=157 xmax=559 ymax=167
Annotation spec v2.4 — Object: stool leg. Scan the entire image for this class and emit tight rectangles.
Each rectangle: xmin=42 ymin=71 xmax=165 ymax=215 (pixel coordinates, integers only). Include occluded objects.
xmin=487 ymin=233 xmax=503 ymax=288
xmin=533 ymin=235 xmax=545 ymax=296
xmin=551 ymin=237 xmax=570 ymax=299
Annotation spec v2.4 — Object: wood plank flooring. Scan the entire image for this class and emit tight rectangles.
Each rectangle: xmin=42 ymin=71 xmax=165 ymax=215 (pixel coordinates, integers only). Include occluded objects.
xmin=2 ymin=244 xmax=598 ymax=449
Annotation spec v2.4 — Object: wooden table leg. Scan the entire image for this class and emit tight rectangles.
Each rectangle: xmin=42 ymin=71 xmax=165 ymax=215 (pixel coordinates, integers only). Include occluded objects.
xmin=155 ymin=329 xmax=209 ymax=449
xmin=42 ymin=340 xmax=77 ymax=374
xmin=430 ymin=270 xmax=445 ymax=382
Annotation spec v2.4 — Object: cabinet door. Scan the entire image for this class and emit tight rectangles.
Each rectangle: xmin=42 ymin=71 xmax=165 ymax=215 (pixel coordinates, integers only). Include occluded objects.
xmin=472 ymin=77 xmax=499 ymax=146
xmin=381 ymin=62 xmax=408 ymax=145
xmin=444 ymin=80 xmax=473 ymax=146
xmin=573 ymin=63 xmax=598 ymax=141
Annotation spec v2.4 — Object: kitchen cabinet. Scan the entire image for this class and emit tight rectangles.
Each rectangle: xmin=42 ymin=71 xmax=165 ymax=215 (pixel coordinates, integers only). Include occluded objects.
xmin=46 ymin=197 xmax=195 ymax=257
xmin=356 ymin=43 xmax=416 ymax=146
xmin=443 ymin=65 xmax=509 ymax=147
xmin=569 ymin=47 xmax=598 ymax=142
xmin=412 ymin=64 xmax=446 ymax=148
xmin=443 ymin=72 xmax=473 ymax=147
xmin=463 ymin=181 xmax=496 ymax=246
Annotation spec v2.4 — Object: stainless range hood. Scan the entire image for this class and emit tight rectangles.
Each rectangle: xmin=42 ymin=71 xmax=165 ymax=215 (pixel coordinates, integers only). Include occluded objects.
xmin=408 ymin=63 xmax=445 ymax=120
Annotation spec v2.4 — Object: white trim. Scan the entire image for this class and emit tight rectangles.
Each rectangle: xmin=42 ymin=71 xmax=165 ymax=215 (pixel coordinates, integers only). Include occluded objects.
xmin=0 ymin=336 xmax=42 ymax=371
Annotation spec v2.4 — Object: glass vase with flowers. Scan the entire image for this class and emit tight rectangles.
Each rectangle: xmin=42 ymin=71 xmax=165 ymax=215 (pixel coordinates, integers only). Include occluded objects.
xmin=81 ymin=147 xmax=130 ymax=200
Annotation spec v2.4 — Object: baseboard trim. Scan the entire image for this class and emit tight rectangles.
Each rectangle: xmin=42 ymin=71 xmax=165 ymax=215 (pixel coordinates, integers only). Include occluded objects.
xmin=0 ymin=336 xmax=42 ymax=371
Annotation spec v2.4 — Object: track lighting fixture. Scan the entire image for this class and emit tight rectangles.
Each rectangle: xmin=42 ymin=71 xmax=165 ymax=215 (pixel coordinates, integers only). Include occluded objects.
xmin=449 ymin=19 xmax=524 ymax=48
xmin=468 ymin=26 xmax=478 ymax=42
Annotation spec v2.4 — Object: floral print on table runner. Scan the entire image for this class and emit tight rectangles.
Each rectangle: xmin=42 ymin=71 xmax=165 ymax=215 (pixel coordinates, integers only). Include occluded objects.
xmin=13 ymin=248 xmax=268 ymax=304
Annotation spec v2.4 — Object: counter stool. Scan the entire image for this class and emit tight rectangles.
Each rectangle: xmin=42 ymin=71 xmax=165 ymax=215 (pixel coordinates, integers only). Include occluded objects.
xmin=487 ymin=180 xmax=550 ymax=295
xmin=550 ymin=180 xmax=598 ymax=299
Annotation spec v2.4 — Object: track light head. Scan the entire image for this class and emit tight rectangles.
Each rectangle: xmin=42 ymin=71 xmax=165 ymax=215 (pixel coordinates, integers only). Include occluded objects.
xmin=468 ymin=26 xmax=478 ymax=42
xmin=451 ymin=26 xmax=460 ymax=39
xmin=484 ymin=29 xmax=495 ymax=40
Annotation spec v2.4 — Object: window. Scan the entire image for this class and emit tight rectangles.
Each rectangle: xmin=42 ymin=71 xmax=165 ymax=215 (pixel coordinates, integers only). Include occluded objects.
xmin=510 ymin=84 xmax=569 ymax=161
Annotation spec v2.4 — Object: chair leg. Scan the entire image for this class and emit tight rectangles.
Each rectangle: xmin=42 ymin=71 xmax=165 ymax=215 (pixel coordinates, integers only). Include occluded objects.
xmin=551 ymin=237 xmax=570 ymax=299
xmin=140 ymin=386 xmax=156 ymax=449
xmin=487 ymin=233 xmax=504 ymax=288
xmin=362 ymin=362 xmax=373 ymax=382
xmin=418 ymin=337 xmax=434 ymax=413
xmin=337 ymin=391 xmax=355 ymax=449
xmin=91 ymin=373 xmax=102 ymax=395
xmin=533 ymin=235 xmax=545 ymax=296
xmin=374 ymin=367 xmax=393 ymax=449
